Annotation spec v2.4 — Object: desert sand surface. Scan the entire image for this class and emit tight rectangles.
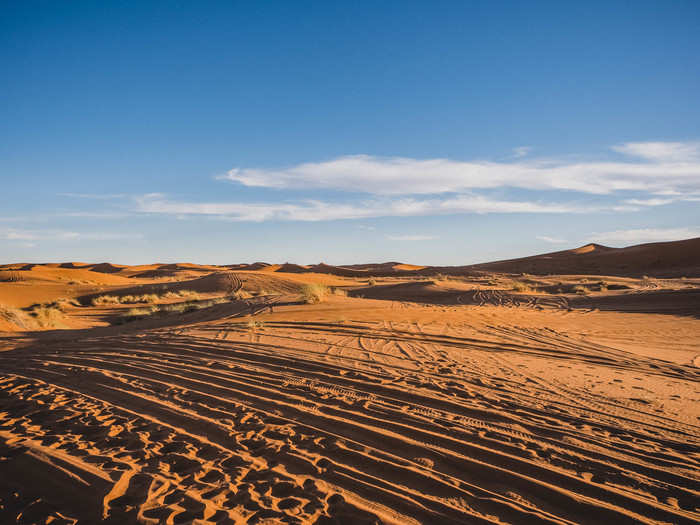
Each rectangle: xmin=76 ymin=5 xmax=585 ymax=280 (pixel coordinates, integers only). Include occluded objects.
xmin=1 ymin=240 xmax=699 ymax=524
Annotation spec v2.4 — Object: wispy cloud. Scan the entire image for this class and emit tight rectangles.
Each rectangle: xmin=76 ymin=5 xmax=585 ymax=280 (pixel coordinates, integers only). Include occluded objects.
xmin=622 ymin=198 xmax=675 ymax=207
xmin=0 ymin=227 xmax=142 ymax=242
xmin=218 ymin=141 xmax=700 ymax=196
xmin=512 ymin=146 xmax=532 ymax=158
xmin=611 ymin=141 xmax=700 ymax=162
xmin=58 ymin=193 xmax=127 ymax=200
xmin=536 ymin=235 xmax=567 ymax=244
xmin=56 ymin=211 xmax=131 ymax=219
xmin=587 ymin=227 xmax=700 ymax=245
xmin=135 ymin=193 xmax=597 ymax=222
xmin=386 ymin=234 xmax=436 ymax=241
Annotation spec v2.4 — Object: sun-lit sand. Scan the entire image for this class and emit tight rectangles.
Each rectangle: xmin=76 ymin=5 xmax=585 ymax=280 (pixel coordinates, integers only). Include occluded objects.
xmin=1 ymin=239 xmax=699 ymax=523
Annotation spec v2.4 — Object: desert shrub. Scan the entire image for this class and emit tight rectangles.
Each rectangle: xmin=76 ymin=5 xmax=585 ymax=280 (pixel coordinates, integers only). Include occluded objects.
xmin=92 ymin=295 xmax=121 ymax=306
xmin=138 ymin=293 xmax=159 ymax=304
xmin=161 ymin=302 xmax=199 ymax=314
xmin=301 ymin=283 xmax=328 ymax=304
xmin=0 ymin=303 xmax=29 ymax=328
xmin=367 ymin=277 xmax=377 ymax=286
xmin=29 ymin=304 xmax=65 ymax=328
xmin=163 ymin=290 xmax=199 ymax=301
xmin=44 ymin=298 xmax=79 ymax=311
xmin=114 ymin=306 xmax=159 ymax=324
xmin=96 ymin=290 xmax=201 ymax=305
xmin=160 ymin=296 xmax=229 ymax=314
xmin=511 ymin=281 xmax=531 ymax=293
xmin=572 ymin=285 xmax=588 ymax=295
xmin=330 ymin=286 xmax=347 ymax=297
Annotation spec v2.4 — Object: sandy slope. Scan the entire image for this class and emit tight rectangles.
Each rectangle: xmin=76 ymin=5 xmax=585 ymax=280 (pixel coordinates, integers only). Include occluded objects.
xmin=0 ymin=251 xmax=699 ymax=523
xmin=465 ymin=238 xmax=700 ymax=278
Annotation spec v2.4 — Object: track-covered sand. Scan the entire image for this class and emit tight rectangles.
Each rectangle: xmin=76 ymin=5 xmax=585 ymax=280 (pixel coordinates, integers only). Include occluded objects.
xmin=1 ymin=245 xmax=699 ymax=524
xmin=1 ymin=288 xmax=699 ymax=524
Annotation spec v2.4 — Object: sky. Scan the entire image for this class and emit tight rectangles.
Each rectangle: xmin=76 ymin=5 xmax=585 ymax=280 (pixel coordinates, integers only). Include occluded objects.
xmin=2 ymin=0 xmax=699 ymax=265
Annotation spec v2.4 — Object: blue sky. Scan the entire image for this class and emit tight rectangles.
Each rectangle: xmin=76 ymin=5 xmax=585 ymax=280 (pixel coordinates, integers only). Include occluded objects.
xmin=2 ymin=1 xmax=699 ymax=265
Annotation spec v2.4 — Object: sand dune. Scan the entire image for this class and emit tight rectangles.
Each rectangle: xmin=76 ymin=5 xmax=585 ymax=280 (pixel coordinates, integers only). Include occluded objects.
xmin=467 ymin=238 xmax=700 ymax=277
xmin=1 ymin=244 xmax=699 ymax=523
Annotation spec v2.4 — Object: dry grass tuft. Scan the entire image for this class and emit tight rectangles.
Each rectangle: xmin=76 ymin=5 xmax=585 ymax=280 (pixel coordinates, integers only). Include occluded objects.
xmin=163 ymin=290 xmax=200 ymax=301
xmin=138 ymin=293 xmax=160 ymax=304
xmin=92 ymin=290 xmax=199 ymax=306
xmin=113 ymin=296 xmax=231 ymax=324
xmin=330 ymin=286 xmax=347 ymax=297
xmin=0 ymin=303 xmax=29 ymax=328
xmin=511 ymin=281 xmax=531 ymax=293
xmin=92 ymin=295 xmax=121 ymax=306
xmin=28 ymin=304 xmax=65 ymax=328
xmin=301 ymin=283 xmax=328 ymax=304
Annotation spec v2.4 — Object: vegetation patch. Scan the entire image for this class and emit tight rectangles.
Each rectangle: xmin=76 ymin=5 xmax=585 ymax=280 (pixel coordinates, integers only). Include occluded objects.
xmin=0 ymin=303 xmax=29 ymax=328
xmin=92 ymin=290 xmax=200 ymax=306
xmin=511 ymin=281 xmax=532 ymax=293
xmin=112 ymin=296 xmax=232 ymax=324
xmin=301 ymin=283 xmax=328 ymax=304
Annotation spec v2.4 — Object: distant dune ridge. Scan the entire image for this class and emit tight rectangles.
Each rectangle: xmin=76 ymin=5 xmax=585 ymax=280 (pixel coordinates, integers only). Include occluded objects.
xmin=467 ymin=237 xmax=700 ymax=277
xmin=2 ymin=237 xmax=698 ymax=278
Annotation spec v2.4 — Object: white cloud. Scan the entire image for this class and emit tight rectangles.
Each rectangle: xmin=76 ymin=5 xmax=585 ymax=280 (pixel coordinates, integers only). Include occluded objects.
xmin=536 ymin=235 xmax=567 ymax=244
xmin=611 ymin=141 xmax=700 ymax=162
xmin=587 ymin=227 xmax=700 ymax=245
xmin=58 ymin=193 xmax=127 ymax=200
xmin=218 ymin=141 xmax=700 ymax=196
xmin=622 ymin=198 xmax=674 ymax=207
xmin=386 ymin=235 xmax=436 ymax=241
xmin=135 ymin=193 xmax=596 ymax=222
xmin=513 ymin=146 xmax=532 ymax=158
xmin=0 ymin=228 xmax=142 ymax=242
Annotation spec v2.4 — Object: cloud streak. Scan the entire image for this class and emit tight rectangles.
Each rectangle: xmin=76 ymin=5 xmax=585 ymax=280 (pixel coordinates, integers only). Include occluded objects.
xmin=135 ymin=194 xmax=599 ymax=222
xmin=536 ymin=235 xmax=567 ymax=244
xmin=587 ymin=227 xmax=700 ymax=245
xmin=218 ymin=141 xmax=700 ymax=196
xmin=0 ymin=228 xmax=143 ymax=242
xmin=386 ymin=235 xmax=436 ymax=241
